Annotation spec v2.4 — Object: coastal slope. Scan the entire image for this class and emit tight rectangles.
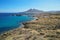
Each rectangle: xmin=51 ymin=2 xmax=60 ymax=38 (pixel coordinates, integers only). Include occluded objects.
xmin=0 ymin=14 xmax=60 ymax=40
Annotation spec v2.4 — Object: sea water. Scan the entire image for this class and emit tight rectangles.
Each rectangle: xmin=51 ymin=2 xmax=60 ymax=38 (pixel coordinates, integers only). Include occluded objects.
xmin=0 ymin=14 xmax=34 ymax=33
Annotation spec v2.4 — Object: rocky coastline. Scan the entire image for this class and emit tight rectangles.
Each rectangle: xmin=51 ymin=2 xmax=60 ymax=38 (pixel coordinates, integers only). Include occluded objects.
xmin=0 ymin=14 xmax=60 ymax=40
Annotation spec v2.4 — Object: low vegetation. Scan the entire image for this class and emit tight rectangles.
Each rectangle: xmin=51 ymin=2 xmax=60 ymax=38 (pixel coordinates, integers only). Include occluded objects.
xmin=0 ymin=14 xmax=60 ymax=40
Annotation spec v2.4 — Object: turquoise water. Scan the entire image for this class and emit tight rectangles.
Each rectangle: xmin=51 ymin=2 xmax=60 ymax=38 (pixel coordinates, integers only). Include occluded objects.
xmin=0 ymin=15 xmax=34 ymax=33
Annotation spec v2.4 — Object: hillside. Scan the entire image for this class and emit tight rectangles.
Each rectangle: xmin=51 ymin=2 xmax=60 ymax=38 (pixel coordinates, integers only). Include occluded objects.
xmin=25 ymin=9 xmax=43 ymax=13
xmin=0 ymin=14 xmax=60 ymax=40
xmin=12 ymin=9 xmax=60 ymax=17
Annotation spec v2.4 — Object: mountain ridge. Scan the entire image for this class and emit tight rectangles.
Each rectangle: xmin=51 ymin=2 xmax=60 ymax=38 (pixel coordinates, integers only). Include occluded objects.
xmin=24 ymin=9 xmax=43 ymax=13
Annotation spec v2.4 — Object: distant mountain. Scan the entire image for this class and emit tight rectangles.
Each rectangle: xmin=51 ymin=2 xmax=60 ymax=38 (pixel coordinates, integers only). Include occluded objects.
xmin=25 ymin=9 xmax=43 ymax=13
xmin=17 ymin=9 xmax=60 ymax=16
xmin=1 ymin=9 xmax=60 ymax=16
xmin=50 ymin=11 xmax=60 ymax=14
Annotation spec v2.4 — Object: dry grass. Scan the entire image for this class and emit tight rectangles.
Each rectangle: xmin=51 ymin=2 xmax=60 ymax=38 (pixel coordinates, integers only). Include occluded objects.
xmin=0 ymin=14 xmax=60 ymax=40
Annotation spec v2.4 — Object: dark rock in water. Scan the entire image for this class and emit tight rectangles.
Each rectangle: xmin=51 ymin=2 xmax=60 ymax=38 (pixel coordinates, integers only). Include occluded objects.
xmin=11 ymin=13 xmax=22 ymax=16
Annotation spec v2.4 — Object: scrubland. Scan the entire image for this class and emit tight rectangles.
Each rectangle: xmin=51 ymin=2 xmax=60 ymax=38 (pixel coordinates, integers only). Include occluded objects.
xmin=0 ymin=14 xmax=60 ymax=40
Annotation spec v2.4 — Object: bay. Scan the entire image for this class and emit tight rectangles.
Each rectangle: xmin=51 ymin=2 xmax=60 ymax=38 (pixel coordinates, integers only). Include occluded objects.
xmin=0 ymin=14 xmax=34 ymax=33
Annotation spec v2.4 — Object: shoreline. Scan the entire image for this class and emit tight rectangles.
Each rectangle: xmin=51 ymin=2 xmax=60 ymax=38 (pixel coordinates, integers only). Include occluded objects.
xmin=0 ymin=16 xmax=37 ymax=35
xmin=0 ymin=14 xmax=60 ymax=40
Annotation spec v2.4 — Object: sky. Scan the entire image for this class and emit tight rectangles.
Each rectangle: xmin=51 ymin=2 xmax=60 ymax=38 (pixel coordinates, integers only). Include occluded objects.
xmin=0 ymin=0 xmax=60 ymax=13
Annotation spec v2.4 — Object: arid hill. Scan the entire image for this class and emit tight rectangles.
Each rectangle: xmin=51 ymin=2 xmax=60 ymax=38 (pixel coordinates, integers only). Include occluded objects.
xmin=0 ymin=14 xmax=60 ymax=40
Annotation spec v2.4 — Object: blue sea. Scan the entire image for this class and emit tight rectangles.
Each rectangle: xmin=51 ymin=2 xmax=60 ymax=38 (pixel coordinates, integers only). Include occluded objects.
xmin=0 ymin=13 xmax=34 ymax=33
